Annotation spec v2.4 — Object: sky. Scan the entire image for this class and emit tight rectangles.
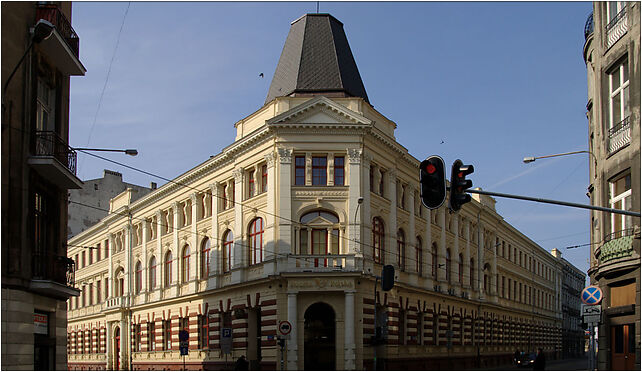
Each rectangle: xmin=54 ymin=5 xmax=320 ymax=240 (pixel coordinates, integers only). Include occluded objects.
xmin=69 ymin=1 xmax=594 ymax=279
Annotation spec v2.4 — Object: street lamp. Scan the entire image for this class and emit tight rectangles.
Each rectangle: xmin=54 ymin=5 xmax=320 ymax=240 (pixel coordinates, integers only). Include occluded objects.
xmin=523 ymin=150 xmax=596 ymax=167
xmin=73 ymin=147 xmax=138 ymax=156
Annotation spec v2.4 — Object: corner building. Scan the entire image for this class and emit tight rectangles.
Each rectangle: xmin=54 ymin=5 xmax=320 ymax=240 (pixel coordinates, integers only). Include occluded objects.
xmin=583 ymin=2 xmax=640 ymax=370
xmin=68 ymin=14 xmax=564 ymax=370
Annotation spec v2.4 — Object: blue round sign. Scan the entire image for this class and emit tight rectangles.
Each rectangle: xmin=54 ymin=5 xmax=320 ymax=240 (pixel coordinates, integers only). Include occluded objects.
xmin=581 ymin=285 xmax=603 ymax=305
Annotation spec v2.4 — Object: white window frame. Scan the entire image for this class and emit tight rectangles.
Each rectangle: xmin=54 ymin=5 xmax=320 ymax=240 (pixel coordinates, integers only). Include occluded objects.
xmin=609 ymin=59 xmax=629 ymax=129
xmin=607 ymin=1 xmax=626 ymax=24
xmin=609 ymin=173 xmax=632 ymax=233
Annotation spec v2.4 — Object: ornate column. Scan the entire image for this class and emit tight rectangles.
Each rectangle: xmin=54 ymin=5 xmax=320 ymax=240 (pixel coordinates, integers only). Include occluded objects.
xmin=387 ymin=170 xmax=397 ymax=266
xmin=344 ymin=290 xmax=356 ymax=370
xmin=347 ymin=148 xmax=362 ymax=255
xmin=438 ymin=208 xmax=447 ymax=283
xmin=287 ymin=292 xmax=298 ymax=370
xmin=277 ymin=148 xmax=293 ymax=259
xmin=263 ymin=152 xmax=277 ymax=275
xmin=232 ymin=167 xmax=244 ymax=284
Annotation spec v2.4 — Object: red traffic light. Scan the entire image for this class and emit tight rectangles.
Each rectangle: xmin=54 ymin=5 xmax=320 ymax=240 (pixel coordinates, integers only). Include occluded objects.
xmin=426 ymin=164 xmax=436 ymax=174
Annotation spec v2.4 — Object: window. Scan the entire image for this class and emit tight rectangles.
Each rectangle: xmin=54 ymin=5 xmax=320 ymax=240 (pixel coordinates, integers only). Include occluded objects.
xmin=295 ymin=156 xmax=306 ymax=185
xmin=610 ymin=172 xmax=632 ymax=235
xmin=248 ymin=170 xmax=256 ymax=198
xmin=609 ymin=59 xmax=629 ymax=130
xmin=88 ymin=285 xmax=93 ymax=306
xmin=369 ymin=166 xmax=375 ymax=192
xmin=458 ymin=254 xmax=464 ymax=284
xmin=198 ymin=314 xmax=209 ymax=349
xmin=96 ymin=243 xmax=101 ymax=261
xmin=36 ymin=78 xmax=55 ymax=131
xmin=134 ymin=324 xmax=141 ymax=352
xmin=89 ymin=248 xmax=93 ymax=265
xmin=372 ymin=217 xmax=385 ymax=264
xmin=135 ymin=261 xmax=142 ymax=294
xmin=182 ymin=245 xmax=191 ymax=283
xmin=223 ymin=230 xmax=233 ymax=273
xmin=445 ymin=249 xmax=451 ymax=283
xmin=105 ymin=239 xmax=109 ymax=258
xmin=82 ymin=251 xmax=86 ymax=268
xmin=105 ymin=279 xmax=109 ymax=299
xmin=312 ymin=156 xmax=327 ymax=185
xmin=416 ymin=237 xmax=423 ymax=275
xmin=118 ymin=277 xmax=124 ymax=297
xmin=249 ymin=218 xmax=264 ymax=265
xmin=82 ymin=285 xmax=86 ymax=307
xmin=334 ymin=156 xmax=344 ymax=186
xmin=222 ymin=184 xmax=228 ymax=210
xmin=148 ymin=322 xmax=156 ymax=351
xmin=378 ymin=169 xmax=385 ymax=196
xmin=261 ymin=164 xmax=268 ymax=193
xmin=607 ymin=1 xmax=626 ymax=25
xmin=432 ymin=243 xmax=438 ymax=278
xmin=397 ymin=230 xmax=405 ymax=270
xmin=149 ymin=257 xmax=157 ymax=289
xmin=300 ymin=211 xmax=340 ymax=258
xmin=165 ymin=251 xmax=173 ymax=287
xmin=201 ymin=238 xmax=211 ymax=279
xmin=163 ymin=320 xmax=171 ymax=350
xmin=96 ymin=280 xmax=101 ymax=303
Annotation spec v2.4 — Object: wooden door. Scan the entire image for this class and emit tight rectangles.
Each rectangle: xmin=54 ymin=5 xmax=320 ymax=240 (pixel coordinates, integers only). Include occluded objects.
xmin=611 ymin=324 xmax=635 ymax=370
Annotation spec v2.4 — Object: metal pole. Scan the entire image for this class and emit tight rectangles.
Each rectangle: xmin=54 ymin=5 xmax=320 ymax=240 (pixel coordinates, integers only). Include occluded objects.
xmin=280 ymin=341 xmax=285 ymax=371
xmin=466 ymin=188 xmax=640 ymax=217
xmin=183 ymin=355 xmax=186 ymax=371
xmin=373 ymin=276 xmax=378 ymax=371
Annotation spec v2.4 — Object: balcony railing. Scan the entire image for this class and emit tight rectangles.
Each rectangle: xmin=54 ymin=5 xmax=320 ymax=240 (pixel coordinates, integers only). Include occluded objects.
xmin=584 ymin=12 xmax=594 ymax=41
xmin=104 ymin=296 xmax=130 ymax=310
xmin=286 ymin=254 xmax=358 ymax=272
xmin=597 ymin=228 xmax=635 ymax=264
xmin=32 ymin=254 xmax=75 ymax=288
xmin=34 ymin=131 xmax=77 ymax=175
xmin=607 ymin=116 xmax=631 ymax=155
xmin=36 ymin=4 xmax=79 ymax=58
xmin=605 ymin=7 xmax=628 ymax=49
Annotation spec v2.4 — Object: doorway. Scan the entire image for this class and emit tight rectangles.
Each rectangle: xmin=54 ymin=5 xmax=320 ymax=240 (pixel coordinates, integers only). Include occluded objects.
xmin=304 ymin=302 xmax=336 ymax=370
xmin=115 ymin=327 xmax=120 ymax=370
xmin=611 ymin=324 xmax=635 ymax=370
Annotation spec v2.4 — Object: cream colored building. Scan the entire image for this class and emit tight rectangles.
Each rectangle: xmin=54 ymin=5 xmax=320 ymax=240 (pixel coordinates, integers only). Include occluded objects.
xmin=67 ymin=13 xmax=564 ymax=371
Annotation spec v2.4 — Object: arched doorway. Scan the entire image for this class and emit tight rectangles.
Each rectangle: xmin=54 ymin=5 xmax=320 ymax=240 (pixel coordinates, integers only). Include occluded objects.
xmin=115 ymin=327 xmax=120 ymax=370
xmin=304 ymin=302 xmax=336 ymax=370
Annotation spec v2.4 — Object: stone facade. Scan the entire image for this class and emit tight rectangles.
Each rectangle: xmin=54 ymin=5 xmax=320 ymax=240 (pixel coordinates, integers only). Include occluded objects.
xmin=583 ymin=2 xmax=640 ymax=370
xmin=552 ymin=249 xmax=586 ymax=358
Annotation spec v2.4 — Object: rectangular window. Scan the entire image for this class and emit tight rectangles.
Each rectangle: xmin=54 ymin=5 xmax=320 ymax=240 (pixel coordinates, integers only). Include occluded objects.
xmin=96 ymin=280 xmax=101 ymax=303
xmin=333 ymin=156 xmax=345 ymax=186
xmin=248 ymin=171 xmax=256 ymax=198
xmin=163 ymin=320 xmax=171 ymax=350
xmin=82 ymin=285 xmax=86 ymax=307
xmin=75 ymin=254 xmax=79 ymax=270
xmin=312 ymin=156 xmax=327 ymax=185
xmin=148 ymin=322 xmax=156 ymax=351
xmin=89 ymin=285 xmax=93 ymax=306
xmin=198 ymin=315 xmax=209 ymax=349
xmin=96 ymin=243 xmax=101 ymax=261
xmin=134 ymin=324 xmax=141 ymax=352
xmin=378 ymin=170 xmax=385 ymax=196
xmin=369 ymin=166 xmax=375 ymax=192
xmin=609 ymin=59 xmax=629 ymax=129
xmin=607 ymin=1 xmax=627 ymax=25
xmin=36 ymin=78 xmax=55 ymax=131
xmin=261 ymin=164 xmax=268 ymax=193
xmin=105 ymin=239 xmax=109 ymax=258
xmin=82 ymin=251 xmax=86 ymax=268
xmin=88 ymin=248 xmax=93 ymax=265
xmin=295 ymin=156 xmax=306 ymax=185
xmin=610 ymin=172 xmax=632 ymax=236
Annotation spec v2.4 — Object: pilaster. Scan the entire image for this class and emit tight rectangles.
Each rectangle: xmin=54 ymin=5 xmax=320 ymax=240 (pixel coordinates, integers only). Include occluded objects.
xmin=344 ymin=290 xmax=356 ymax=370
xmin=277 ymin=148 xmax=293 ymax=261
xmin=387 ymin=169 xmax=397 ymax=266
xmin=210 ymin=183 xmax=220 ymax=287
xmin=264 ymin=152 xmax=277 ymax=275
xmin=287 ymin=292 xmax=298 ymax=370
xmin=172 ymin=202 xmax=180 ymax=296
xmin=232 ymin=167 xmax=244 ymax=284
xmin=347 ymin=148 xmax=362 ymax=255
xmin=438 ymin=208 xmax=447 ymax=283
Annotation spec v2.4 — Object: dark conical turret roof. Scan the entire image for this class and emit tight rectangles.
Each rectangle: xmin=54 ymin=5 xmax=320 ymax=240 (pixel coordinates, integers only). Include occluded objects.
xmin=265 ymin=13 xmax=369 ymax=104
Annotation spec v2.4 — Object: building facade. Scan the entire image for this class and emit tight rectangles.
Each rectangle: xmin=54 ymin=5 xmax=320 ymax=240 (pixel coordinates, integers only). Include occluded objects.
xmin=583 ymin=2 xmax=641 ymax=371
xmin=1 ymin=1 xmax=85 ymax=370
xmin=68 ymin=169 xmax=153 ymax=238
xmin=551 ymin=249 xmax=586 ymax=358
xmin=68 ymin=13 xmax=564 ymax=371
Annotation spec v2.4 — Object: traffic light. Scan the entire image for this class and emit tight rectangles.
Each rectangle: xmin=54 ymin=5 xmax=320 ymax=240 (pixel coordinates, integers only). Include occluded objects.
xmin=381 ymin=265 xmax=395 ymax=291
xmin=419 ymin=156 xmax=446 ymax=209
xmin=449 ymin=159 xmax=474 ymax=212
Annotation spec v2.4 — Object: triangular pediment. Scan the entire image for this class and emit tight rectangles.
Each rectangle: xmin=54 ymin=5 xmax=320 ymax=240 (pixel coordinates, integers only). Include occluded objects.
xmin=307 ymin=215 xmax=335 ymax=225
xmin=266 ymin=96 xmax=371 ymax=126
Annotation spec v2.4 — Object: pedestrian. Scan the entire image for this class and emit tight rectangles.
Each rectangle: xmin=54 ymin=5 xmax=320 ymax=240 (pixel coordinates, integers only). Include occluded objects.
xmin=514 ymin=349 xmax=520 ymax=365
xmin=533 ymin=348 xmax=546 ymax=370
xmin=234 ymin=355 xmax=249 ymax=370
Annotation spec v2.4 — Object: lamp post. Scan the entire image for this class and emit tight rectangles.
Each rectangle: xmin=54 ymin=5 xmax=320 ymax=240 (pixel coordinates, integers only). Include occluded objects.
xmin=523 ymin=150 xmax=597 ymax=178
xmin=73 ymin=147 xmax=138 ymax=156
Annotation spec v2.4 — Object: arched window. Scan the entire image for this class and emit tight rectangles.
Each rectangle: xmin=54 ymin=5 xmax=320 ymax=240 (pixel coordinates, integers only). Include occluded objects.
xmin=135 ymin=261 xmax=142 ymax=294
xmin=182 ymin=245 xmax=190 ymax=283
xmin=201 ymin=238 xmax=211 ymax=279
xmin=149 ymin=256 xmax=157 ymax=289
xmin=249 ymin=218 xmax=264 ymax=265
xmin=397 ymin=229 xmax=405 ymax=270
xmin=115 ymin=268 xmax=125 ymax=297
xmin=373 ymin=217 xmax=385 ymax=264
xmin=446 ymin=249 xmax=451 ymax=283
xmin=222 ymin=230 xmax=233 ymax=273
xmin=165 ymin=251 xmax=173 ymax=287
xmin=299 ymin=210 xmax=340 ymax=257
xmin=458 ymin=253 xmax=464 ymax=284
xmin=416 ymin=237 xmax=423 ymax=275
xmin=431 ymin=243 xmax=438 ymax=278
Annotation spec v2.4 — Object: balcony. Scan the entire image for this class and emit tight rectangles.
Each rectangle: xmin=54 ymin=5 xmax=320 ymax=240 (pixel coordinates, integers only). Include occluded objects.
xmin=30 ymin=254 xmax=80 ymax=299
xmin=28 ymin=131 xmax=83 ymax=189
xmin=584 ymin=12 xmax=594 ymax=41
xmin=104 ymin=296 xmax=130 ymax=310
xmin=596 ymin=228 xmax=636 ymax=264
xmin=285 ymin=254 xmax=359 ymax=272
xmin=607 ymin=116 xmax=631 ymax=155
xmin=35 ymin=4 xmax=86 ymax=76
xmin=605 ymin=7 xmax=628 ymax=50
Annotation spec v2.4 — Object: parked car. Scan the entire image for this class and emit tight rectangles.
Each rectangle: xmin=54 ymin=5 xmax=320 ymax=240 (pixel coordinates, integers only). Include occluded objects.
xmin=516 ymin=352 xmax=537 ymax=367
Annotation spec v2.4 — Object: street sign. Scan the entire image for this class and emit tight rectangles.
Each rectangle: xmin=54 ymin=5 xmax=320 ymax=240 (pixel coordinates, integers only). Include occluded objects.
xmin=179 ymin=330 xmax=189 ymax=356
xmin=581 ymin=304 xmax=602 ymax=316
xmin=278 ymin=320 xmax=292 ymax=335
xmin=221 ymin=327 xmax=232 ymax=355
xmin=584 ymin=315 xmax=601 ymax=324
xmin=581 ymin=285 xmax=603 ymax=305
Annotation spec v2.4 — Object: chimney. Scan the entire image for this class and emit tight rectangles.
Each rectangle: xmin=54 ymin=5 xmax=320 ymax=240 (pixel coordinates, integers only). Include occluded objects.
xmin=150 ymin=182 xmax=157 ymax=190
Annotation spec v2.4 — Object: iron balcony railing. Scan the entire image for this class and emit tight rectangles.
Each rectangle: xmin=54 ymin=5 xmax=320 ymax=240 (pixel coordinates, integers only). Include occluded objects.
xmin=607 ymin=116 xmax=631 ymax=155
xmin=35 ymin=4 xmax=80 ymax=58
xmin=606 ymin=7 xmax=627 ymax=31
xmin=597 ymin=228 xmax=636 ymax=265
xmin=33 ymin=254 xmax=76 ymax=288
xmin=584 ymin=12 xmax=594 ymax=40
xmin=603 ymin=227 xmax=635 ymax=243
xmin=34 ymin=131 xmax=77 ymax=175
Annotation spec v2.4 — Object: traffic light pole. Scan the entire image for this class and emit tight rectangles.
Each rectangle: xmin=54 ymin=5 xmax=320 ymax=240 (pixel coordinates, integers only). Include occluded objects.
xmin=465 ymin=188 xmax=640 ymax=217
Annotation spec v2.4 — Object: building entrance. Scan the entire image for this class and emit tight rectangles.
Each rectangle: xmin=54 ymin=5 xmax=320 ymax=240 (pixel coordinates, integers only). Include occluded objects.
xmin=611 ymin=324 xmax=635 ymax=370
xmin=304 ymin=302 xmax=336 ymax=370
xmin=115 ymin=327 xmax=120 ymax=370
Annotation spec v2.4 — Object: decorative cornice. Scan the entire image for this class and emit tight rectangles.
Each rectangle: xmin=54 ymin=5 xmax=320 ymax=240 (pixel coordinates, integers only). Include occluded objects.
xmin=347 ymin=148 xmax=362 ymax=164
xmin=277 ymin=148 xmax=292 ymax=164
xmin=264 ymin=152 xmax=277 ymax=167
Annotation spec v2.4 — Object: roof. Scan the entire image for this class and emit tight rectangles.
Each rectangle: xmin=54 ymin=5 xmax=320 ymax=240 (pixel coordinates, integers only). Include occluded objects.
xmin=265 ymin=13 xmax=369 ymax=104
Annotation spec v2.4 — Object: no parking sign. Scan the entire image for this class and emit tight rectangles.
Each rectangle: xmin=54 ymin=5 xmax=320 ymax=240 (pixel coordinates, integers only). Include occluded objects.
xmin=581 ymin=285 xmax=603 ymax=305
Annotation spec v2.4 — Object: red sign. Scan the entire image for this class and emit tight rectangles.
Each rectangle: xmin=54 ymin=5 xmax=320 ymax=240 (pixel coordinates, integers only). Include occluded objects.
xmin=34 ymin=313 xmax=48 ymax=335
xmin=278 ymin=321 xmax=292 ymax=335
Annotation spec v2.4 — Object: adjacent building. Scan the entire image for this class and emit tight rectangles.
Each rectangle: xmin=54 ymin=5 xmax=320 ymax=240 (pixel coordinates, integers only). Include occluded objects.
xmin=68 ymin=169 xmax=154 ymax=238
xmin=68 ymin=13 xmax=565 ymax=371
xmin=583 ymin=2 xmax=640 ymax=370
xmin=1 ymin=1 xmax=85 ymax=369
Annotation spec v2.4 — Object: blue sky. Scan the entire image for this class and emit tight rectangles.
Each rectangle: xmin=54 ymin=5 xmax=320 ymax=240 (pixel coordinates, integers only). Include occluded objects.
xmin=69 ymin=1 xmax=594 ymax=278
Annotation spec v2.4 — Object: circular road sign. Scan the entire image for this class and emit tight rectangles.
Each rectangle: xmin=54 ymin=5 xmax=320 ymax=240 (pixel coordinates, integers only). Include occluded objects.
xmin=581 ymin=285 xmax=603 ymax=305
xmin=279 ymin=321 xmax=292 ymax=335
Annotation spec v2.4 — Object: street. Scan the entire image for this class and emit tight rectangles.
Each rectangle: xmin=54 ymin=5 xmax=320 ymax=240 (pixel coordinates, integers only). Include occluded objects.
xmin=478 ymin=356 xmax=589 ymax=371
